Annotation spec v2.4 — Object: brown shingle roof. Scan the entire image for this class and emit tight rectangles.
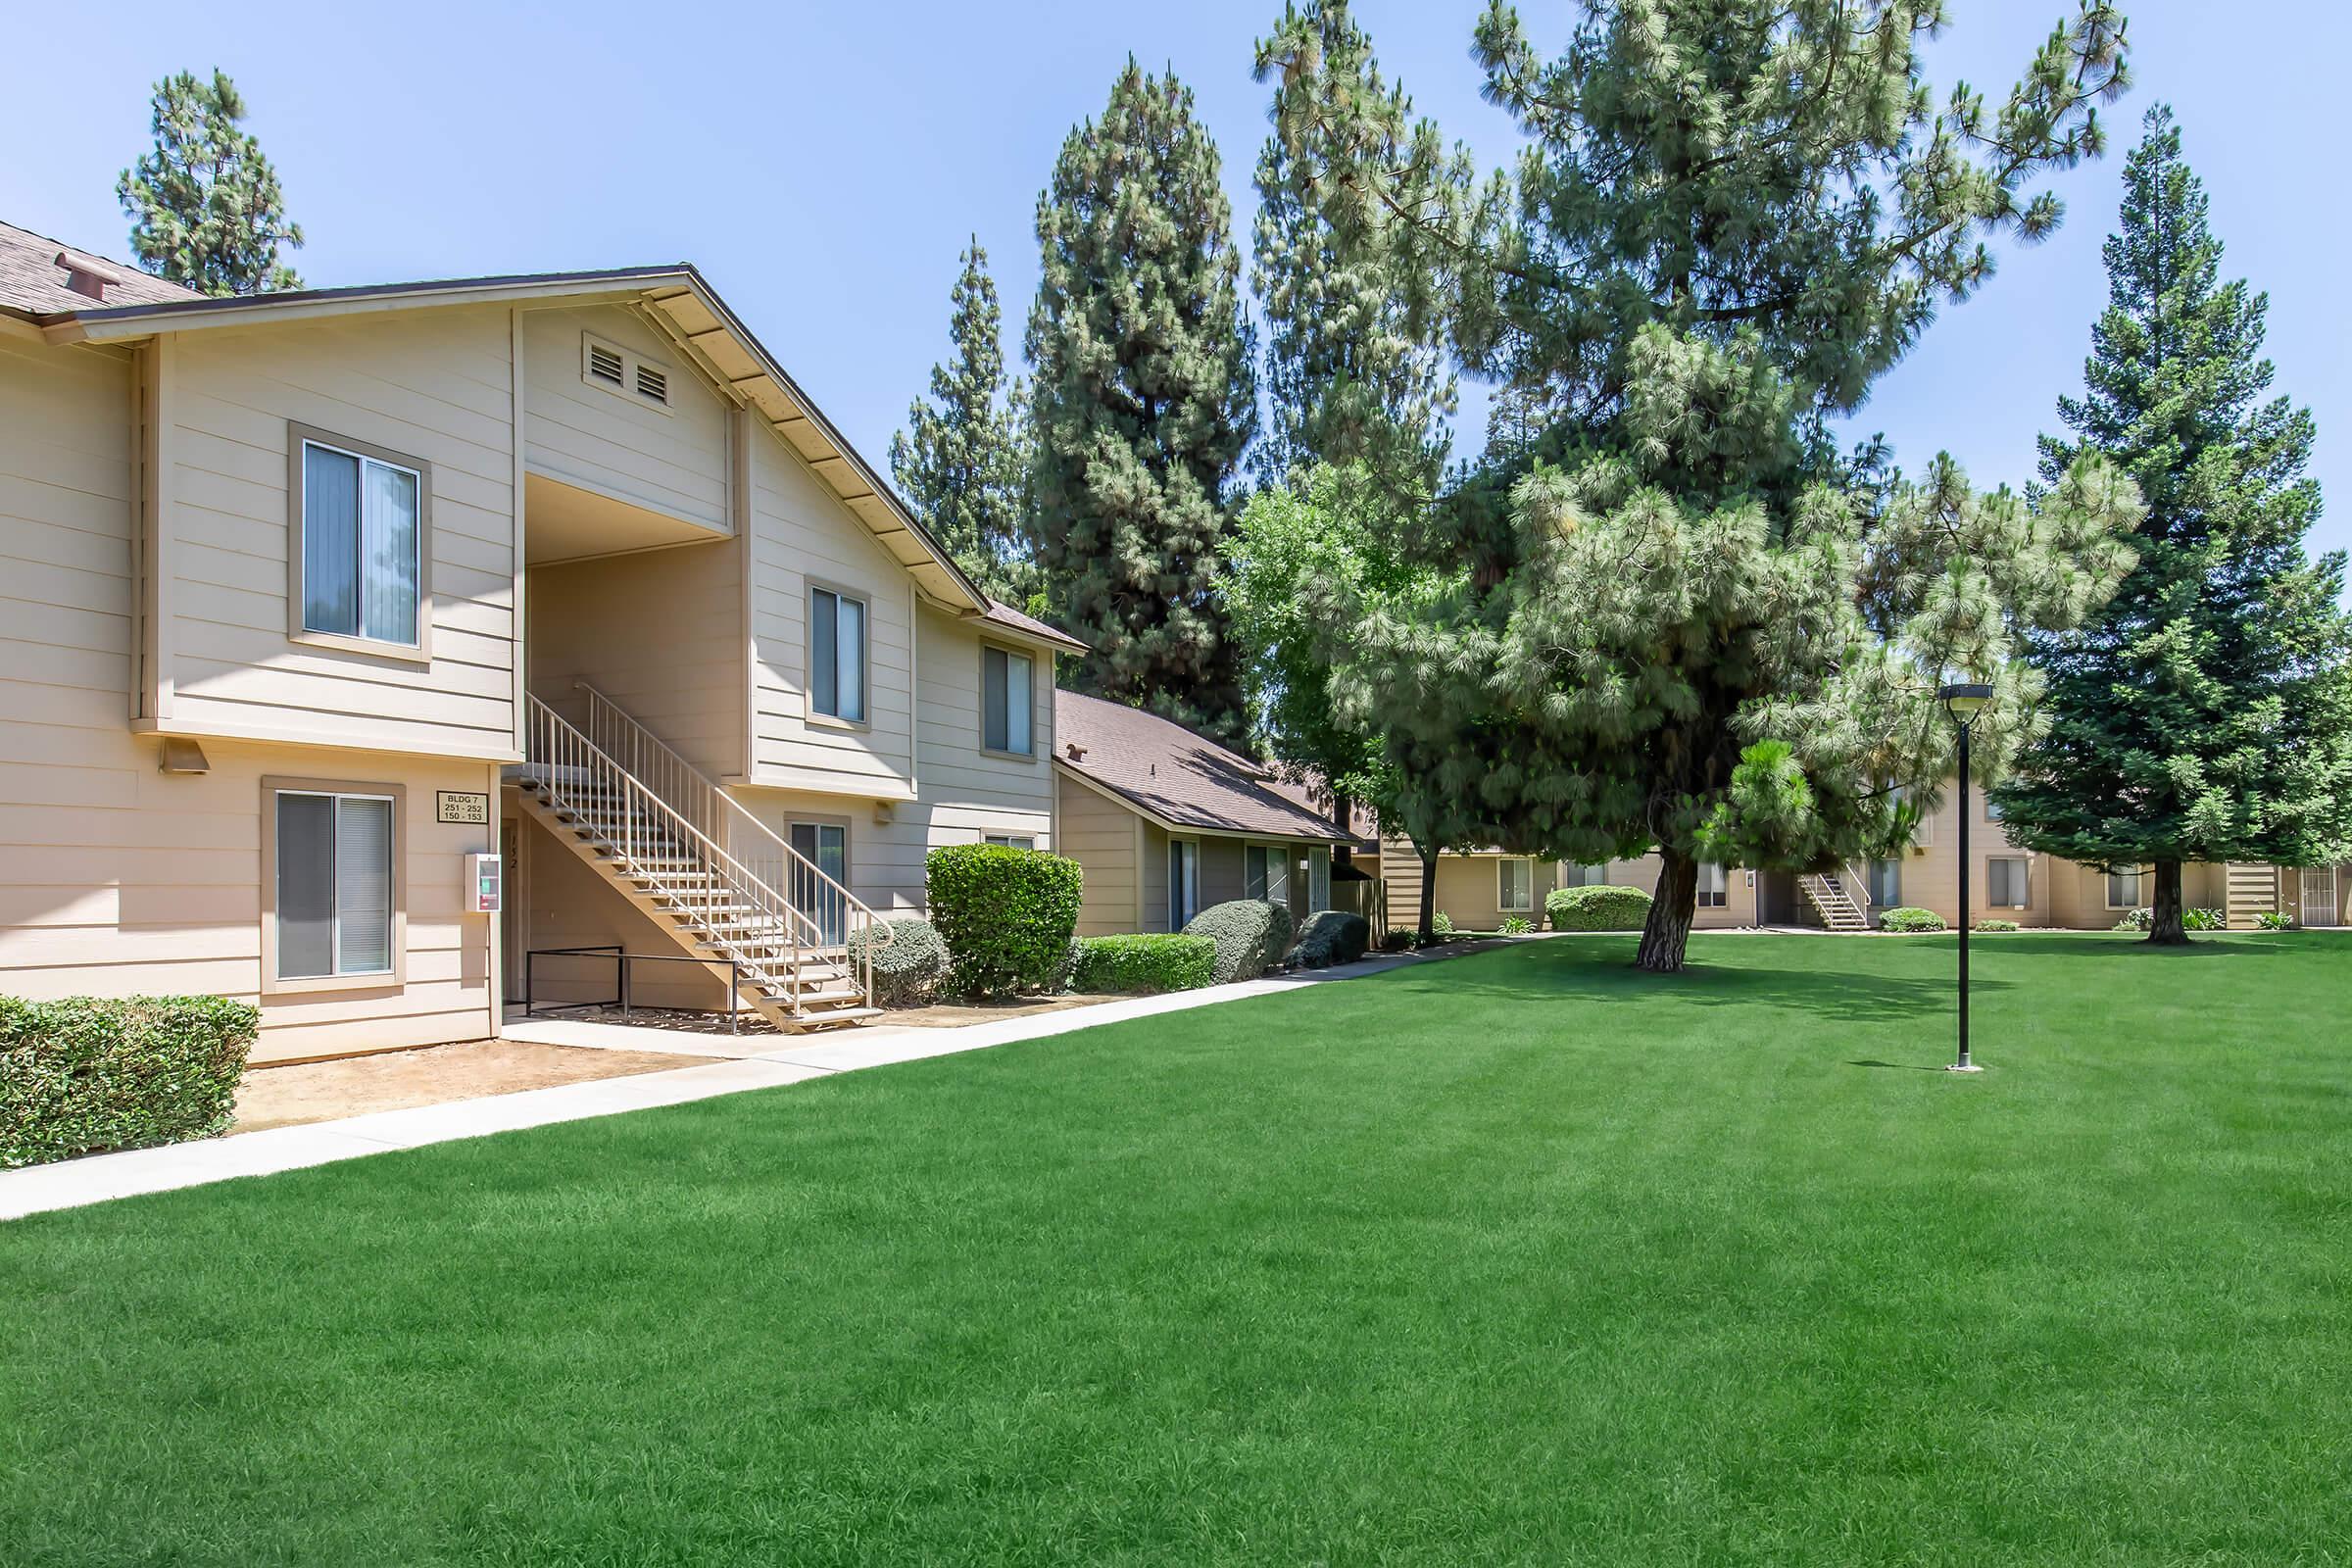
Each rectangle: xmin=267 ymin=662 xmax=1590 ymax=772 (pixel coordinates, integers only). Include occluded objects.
xmin=979 ymin=598 xmax=1087 ymax=653
xmin=0 ymin=220 xmax=202 ymax=316
xmin=1054 ymin=690 xmax=1346 ymax=843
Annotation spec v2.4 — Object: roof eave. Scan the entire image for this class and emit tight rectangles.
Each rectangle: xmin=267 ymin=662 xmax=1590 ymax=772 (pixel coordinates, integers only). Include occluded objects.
xmin=1051 ymin=758 xmax=1349 ymax=846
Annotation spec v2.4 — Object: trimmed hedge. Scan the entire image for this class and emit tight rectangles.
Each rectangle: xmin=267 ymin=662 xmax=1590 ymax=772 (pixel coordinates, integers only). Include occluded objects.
xmin=1070 ymin=934 xmax=1216 ymax=995
xmin=926 ymin=844 xmax=1084 ymax=998
xmin=1181 ymin=899 xmax=1297 ymax=985
xmin=2 ymin=995 xmax=259 ymax=1170
xmin=846 ymin=917 xmax=950 ymax=1007
xmin=1973 ymin=918 xmax=2020 ymax=933
xmin=1293 ymin=910 xmax=1371 ymax=968
xmin=1880 ymin=906 xmax=1947 ymax=933
xmin=1545 ymin=884 xmax=1652 ymax=931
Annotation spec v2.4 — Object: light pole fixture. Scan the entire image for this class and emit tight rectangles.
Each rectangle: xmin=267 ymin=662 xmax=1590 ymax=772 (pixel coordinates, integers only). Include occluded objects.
xmin=1938 ymin=683 xmax=1994 ymax=1073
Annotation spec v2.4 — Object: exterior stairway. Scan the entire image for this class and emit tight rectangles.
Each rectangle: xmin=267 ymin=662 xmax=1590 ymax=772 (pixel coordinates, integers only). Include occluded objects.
xmin=1798 ymin=868 xmax=1873 ymax=932
xmin=511 ymin=685 xmax=885 ymax=1030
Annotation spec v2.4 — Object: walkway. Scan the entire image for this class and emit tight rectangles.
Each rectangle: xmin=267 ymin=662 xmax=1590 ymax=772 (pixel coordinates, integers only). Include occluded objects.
xmin=1 ymin=943 xmax=1507 ymax=1222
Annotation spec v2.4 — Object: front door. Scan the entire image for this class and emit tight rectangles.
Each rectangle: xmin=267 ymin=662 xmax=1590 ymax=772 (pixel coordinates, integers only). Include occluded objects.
xmin=789 ymin=821 xmax=850 ymax=946
xmin=2300 ymin=866 xmax=2339 ymax=928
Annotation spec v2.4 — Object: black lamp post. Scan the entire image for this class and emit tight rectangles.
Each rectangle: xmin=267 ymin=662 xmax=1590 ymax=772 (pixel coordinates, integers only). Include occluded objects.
xmin=1939 ymin=683 xmax=1994 ymax=1073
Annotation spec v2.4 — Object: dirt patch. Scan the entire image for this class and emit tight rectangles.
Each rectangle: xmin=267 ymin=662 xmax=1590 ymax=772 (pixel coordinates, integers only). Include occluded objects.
xmin=880 ymin=993 xmax=1124 ymax=1029
xmin=232 ymin=1038 xmax=721 ymax=1134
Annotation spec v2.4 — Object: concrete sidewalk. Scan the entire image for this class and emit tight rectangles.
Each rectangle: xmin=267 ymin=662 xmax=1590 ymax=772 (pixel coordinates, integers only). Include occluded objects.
xmin=2 ymin=941 xmax=1510 ymax=1222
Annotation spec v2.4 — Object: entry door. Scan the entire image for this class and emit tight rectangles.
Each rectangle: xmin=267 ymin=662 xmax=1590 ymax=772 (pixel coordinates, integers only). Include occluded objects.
xmin=789 ymin=822 xmax=850 ymax=946
xmin=2301 ymin=866 xmax=2339 ymax=927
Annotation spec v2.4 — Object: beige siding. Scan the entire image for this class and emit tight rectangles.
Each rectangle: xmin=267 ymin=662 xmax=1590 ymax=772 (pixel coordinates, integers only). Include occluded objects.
xmin=1141 ymin=821 xmax=1171 ymax=933
xmin=745 ymin=427 xmax=917 ymax=796
xmin=521 ymin=306 xmax=729 ymax=532
xmin=163 ymin=307 xmax=520 ymax=760
xmin=915 ymin=606 xmax=1055 ymax=828
xmin=529 ymin=538 xmax=743 ymax=778
xmin=1059 ymin=773 xmax=1142 ymax=937
xmin=508 ymin=808 xmax=734 ymax=1013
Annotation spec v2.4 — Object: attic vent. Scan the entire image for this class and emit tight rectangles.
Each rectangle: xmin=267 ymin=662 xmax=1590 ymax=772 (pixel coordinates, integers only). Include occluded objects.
xmin=581 ymin=333 xmax=674 ymax=415
xmin=53 ymin=250 xmax=122 ymax=302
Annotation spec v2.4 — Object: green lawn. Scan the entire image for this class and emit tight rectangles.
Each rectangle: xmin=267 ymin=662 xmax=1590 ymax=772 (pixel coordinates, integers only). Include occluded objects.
xmin=6 ymin=933 xmax=2349 ymax=1565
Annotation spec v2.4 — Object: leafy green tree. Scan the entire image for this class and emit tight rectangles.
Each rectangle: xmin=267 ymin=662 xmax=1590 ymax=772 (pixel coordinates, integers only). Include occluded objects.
xmin=1250 ymin=3 xmax=1453 ymax=491
xmin=117 ymin=70 xmax=303 ymax=296
xmin=890 ymin=238 xmax=1037 ymax=606
xmin=1028 ymin=60 xmax=1258 ymax=746
xmin=1256 ymin=0 xmax=2143 ymax=965
xmin=1995 ymin=107 xmax=2352 ymax=944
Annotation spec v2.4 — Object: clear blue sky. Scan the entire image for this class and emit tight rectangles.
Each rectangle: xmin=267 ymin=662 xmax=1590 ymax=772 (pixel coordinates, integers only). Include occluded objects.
xmin=6 ymin=0 xmax=2343 ymax=569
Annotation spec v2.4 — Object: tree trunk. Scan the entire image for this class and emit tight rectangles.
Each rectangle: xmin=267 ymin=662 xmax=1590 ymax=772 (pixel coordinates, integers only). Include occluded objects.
xmin=2148 ymin=858 xmax=2189 ymax=945
xmin=1417 ymin=843 xmax=1438 ymax=947
xmin=1636 ymin=849 xmax=1701 ymax=973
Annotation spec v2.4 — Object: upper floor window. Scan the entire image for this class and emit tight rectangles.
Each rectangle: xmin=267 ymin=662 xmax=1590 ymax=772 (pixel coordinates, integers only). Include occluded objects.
xmin=982 ymin=645 xmax=1033 ymax=756
xmin=809 ymin=586 xmax=867 ymax=723
xmin=294 ymin=428 xmax=425 ymax=651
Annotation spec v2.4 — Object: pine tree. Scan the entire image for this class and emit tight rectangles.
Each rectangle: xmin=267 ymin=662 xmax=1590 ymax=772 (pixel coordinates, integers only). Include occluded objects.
xmin=1250 ymin=4 xmax=1452 ymax=491
xmin=889 ymin=238 xmax=1037 ymax=607
xmin=1258 ymin=0 xmax=2144 ymax=965
xmin=117 ymin=70 xmax=303 ymax=296
xmin=1028 ymin=60 xmax=1258 ymax=746
xmin=1994 ymin=107 xmax=2352 ymax=944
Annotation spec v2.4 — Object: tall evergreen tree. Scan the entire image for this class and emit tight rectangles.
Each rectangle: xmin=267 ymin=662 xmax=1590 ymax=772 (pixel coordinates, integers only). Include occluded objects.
xmin=1258 ymin=0 xmax=2143 ymax=966
xmin=1250 ymin=4 xmax=1452 ymax=492
xmin=117 ymin=70 xmax=303 ymax=296
xmin=1995 ymin=107 xmax=2352 ymax=943
xmin=1028 ymin=60 xmax=1258 ymax=746
xmin=890 ymin=238 xmax=1037 ymax=607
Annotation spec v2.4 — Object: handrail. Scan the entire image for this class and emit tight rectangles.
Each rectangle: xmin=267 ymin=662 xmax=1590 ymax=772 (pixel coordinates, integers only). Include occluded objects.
xmin=562 ymin=681 xmax=883 ymax=1003
xmin=523 ymin=692 xmax=868 ymax=1012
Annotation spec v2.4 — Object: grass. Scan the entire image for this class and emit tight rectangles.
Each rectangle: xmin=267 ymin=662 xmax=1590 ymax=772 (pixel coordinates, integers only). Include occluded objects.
xmin=5 ymin=932 xmax=2349 ymax=1565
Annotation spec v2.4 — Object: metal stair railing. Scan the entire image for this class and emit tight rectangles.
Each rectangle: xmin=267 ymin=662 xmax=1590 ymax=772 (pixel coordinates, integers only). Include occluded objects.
xmin=524 ymin=693 xmax=822 ymax=1011
xmin=566 ymin=680 xmax=882 ymax=1005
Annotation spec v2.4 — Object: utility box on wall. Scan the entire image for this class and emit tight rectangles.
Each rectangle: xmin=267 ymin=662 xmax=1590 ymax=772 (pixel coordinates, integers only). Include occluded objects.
xmin=465 ymin=853 xmax=503 ymax=914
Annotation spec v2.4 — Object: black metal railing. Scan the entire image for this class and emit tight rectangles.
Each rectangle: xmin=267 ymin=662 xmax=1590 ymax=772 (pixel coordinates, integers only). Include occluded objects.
xmin=522 ymin=944 xmax=749 ymax=1035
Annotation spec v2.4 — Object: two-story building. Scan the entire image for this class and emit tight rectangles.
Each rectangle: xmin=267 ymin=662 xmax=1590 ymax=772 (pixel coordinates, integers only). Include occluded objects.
xmin=0 ymin=220 xmax=1078 ymax=1062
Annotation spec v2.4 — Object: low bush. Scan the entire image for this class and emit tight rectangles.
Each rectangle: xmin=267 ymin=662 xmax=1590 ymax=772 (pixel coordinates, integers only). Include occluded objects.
xmin=1545 ymin=885 xmax=1653 ymax=932
xmin=2258 ymin=909 xmax=2298 ymax=931
xmin=1432 ymin=910 xmax=1455 ymax=939
xmin=1973 ymin=918 xmax=2020 ymax=933
xmin=1181 ymin=900 xmax=1297 ymax=985
xmin=1380 ymin=927 xmax=1423 ymax=953
xmin=846 ymin=917 xmax=950 ymax=1008
xmin=2113 ymin=906 xmax=2153 ymax=932
xmin=1293 ymin=910 xmax=1372 ymax=968
xmin=1070 ymin=934 xmax=1216 ymax=995
xmin=925 ymin=844 xmax=1084 ymax=998
xmin=1879 ymin=906 xmax=1948 ymax=933
xmin=2 ymin=995 xmax=259 ymax=1170
xmin=2185 ymin=906 xmax=2226 ymax=931
xmin=1498 ymin=915 xmax=1535 ymax=936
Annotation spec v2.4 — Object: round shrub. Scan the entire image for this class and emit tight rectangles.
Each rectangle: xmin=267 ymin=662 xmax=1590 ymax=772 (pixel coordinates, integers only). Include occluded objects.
xmin=2 ymin=995 xmax=259 ymax=1169
xmin=1292 ymin=909 xmax=1371 ymax=968
xmin=1972 ymin=918 xmax=2020 ymax=933
xmin=2112 ymin=906 xmax=2153 ymax=932
xmin=1181 ymin=899 xmax=1297 ymax=985
xmin=1545 ymin=884 xmax=1652 ymax=931
xmin=925 ymin=844 xmax=1084 ymax=998
xmin=846 ymin=916 xmax=949 ymax=1008
xmin=1070 ymin=933 xmax=1216 ymax=994
xmin=1880 ymin=906 xmax=1947 ymax=933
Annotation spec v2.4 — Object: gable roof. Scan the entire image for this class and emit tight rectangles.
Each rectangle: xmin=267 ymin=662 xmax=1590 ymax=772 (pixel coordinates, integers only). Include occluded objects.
xmin=978 ymin=598 xmax=1087 ymax=654
xmin=1053 ymin=690 xmax=1346 ymax=844
xmin=0 ymin=220 xmax=202 ymax=316
xmin=13 ymin=229 xmax=987 ymax=612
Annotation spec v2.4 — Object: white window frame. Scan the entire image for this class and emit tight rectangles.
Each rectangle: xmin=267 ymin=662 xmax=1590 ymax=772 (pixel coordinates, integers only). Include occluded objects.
xmin=287 ymin=424 xmax=431 ymax=661
xmin=1987 ymin=857 xmax=2031 ymax=910
xmin=581 ymin=331 xmax=674 ymax=414
xmin=980 ymin=642 xmax=1035 ymax=759
xmin=807 ymin=583 xmax=870 ymax=726
xmin=261 ymin=776 xmax=406 ymax=994
xmin=984 ymin=833 xmax=1037 ymax=851
xmin=1497 ymin=857 xmax=1537 ymax=913
xmin=2104 ymin=866 xmax=2143 ymax=910
xmin=1696 ymin=862 xmax=1730 ymax=908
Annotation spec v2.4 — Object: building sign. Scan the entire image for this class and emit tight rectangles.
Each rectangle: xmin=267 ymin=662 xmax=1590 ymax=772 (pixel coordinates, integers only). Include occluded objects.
xmin=436 ymin=790 xmax=491 ymax=825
